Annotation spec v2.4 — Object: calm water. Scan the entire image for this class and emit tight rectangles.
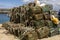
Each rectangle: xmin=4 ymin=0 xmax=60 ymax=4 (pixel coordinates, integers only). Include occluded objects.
xmin=0 ymin=14 xmax=10 ymax=24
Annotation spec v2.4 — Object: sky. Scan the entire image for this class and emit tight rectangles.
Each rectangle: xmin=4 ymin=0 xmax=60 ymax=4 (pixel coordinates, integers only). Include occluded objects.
xmin=0 ymin=0 xmax=24 ymax=8
xmin=0 ymin=0 xmax=34 ymax=9
xmin=0 ymin=0 xmax=60 ymax=11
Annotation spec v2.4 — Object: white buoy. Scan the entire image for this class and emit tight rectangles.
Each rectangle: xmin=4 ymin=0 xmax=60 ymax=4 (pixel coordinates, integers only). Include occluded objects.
xmin=35 ymin=0 xmax=40 ymax=6
xmin=40 ymin=3 xmax=46 ymax=7
xmin=34 ymin=0 xmax=46 ymax=7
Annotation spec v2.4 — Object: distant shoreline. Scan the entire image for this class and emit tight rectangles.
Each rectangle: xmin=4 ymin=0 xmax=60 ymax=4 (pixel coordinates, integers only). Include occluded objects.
xmin=0 ymin=24 xmax=2 ymax=27
xmin=0 ymin=12 xmax=8 ymax=14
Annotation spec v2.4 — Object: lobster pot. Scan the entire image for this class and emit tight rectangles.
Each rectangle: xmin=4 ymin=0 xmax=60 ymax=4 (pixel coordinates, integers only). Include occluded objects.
xmin=2 ymin=22 xmax=25 ymax=36
xmin=58 ymin=27 xmax=60 ymax=34
xmin=45 ymin=20 xmax=53 ymax=28
xmin=34 ymin=20 xmax=45 ymax=28
xmin=59 ymin=28 xmax=60 ymax=34
xmin=36 ymin=27 xmax=49 ymax=39
xmin=2 ymin=22 xmax=13 ymax=30
xmin=26 ymin=30 xmax=38 ymax=40
xmin=50 ymin=28 xmax=59 ymax=36
xmin=57 ymin=23 xmax=60 ymax=34
xmin=19 ymin=27 xmax=38 ymax=40
xmin=34 ymin=14 xmax=43 ymax=20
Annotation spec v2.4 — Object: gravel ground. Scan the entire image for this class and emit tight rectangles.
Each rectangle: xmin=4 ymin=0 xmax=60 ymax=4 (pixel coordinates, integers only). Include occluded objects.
xmin=0 ymin=24 xmax=60 ymax=40
xmin=0 ymin=24 xmax=20 ymax=40
xmin=40 ymin=35 xmax=60 ymax=40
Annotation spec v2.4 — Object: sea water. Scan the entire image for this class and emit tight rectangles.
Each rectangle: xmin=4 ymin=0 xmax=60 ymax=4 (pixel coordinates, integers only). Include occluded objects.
xmin=0 ymin=14 xmax=10 ymax=24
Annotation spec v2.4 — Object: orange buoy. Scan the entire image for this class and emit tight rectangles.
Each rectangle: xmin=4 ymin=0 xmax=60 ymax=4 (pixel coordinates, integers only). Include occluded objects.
xmin=51 ymin=15 xmax=59 ymax=24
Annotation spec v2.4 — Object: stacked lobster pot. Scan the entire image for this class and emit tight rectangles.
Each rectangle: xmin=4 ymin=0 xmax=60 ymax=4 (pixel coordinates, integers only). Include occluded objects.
xmin=2 ymin=2 xmax=59 ymax=40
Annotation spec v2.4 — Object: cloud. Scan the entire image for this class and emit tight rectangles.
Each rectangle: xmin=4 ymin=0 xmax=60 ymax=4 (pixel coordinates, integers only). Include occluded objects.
xmin=22 ymin=0 xmax=30 ymax=2
xmin=22 ymin=0 xmax=60 ymax=5
xmin=37 ymin=0 xmax=60 ymax=11
xmin=0 ymin=0 xmax=60 ymax=10
xmin=22 ymin=0 xmax=34 ymax=3
xmin=0 ymin=5 xmax=5 ymax=7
